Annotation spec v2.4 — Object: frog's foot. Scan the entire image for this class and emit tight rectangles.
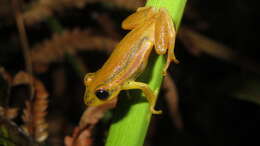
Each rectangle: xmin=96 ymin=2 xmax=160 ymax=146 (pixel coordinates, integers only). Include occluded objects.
xmin=150 ymin=106 xmax=162 ymax=114
xmin=163 ymin=50 xmax=179 ymax=76
xmin=122 ymin=81 xmax=162 ymax=114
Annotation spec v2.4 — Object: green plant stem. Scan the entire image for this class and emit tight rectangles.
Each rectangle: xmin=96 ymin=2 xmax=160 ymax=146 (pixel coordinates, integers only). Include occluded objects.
xmin=106 ymin=0 xmax=186 ymax=146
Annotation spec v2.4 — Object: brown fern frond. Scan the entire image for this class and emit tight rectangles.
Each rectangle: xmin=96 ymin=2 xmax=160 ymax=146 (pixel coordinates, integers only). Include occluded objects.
xmin=64 ymin=98 xmax=117 ymax=146
xmin=22 ymin=100 xmax=33 ymax=134
xmin=22 ymin=0 xmax=145 ymax=25
xmin=178 ymin=27 xmax=260 ymax=73
xmin=163 ymin=73 xmax=183 ymax=129
xmin=0 ymin=68 xmax=18 ymax=120
xmin=13 ymin=71 xmax=49 ymax=142
xmin=178 ymin=26 xmax=235 ymax=60
xmin=93 ymin=13 xmax=120 ymax=39
xmin=64 ymin=127 xmax=92 ymax=146
xmin=13 ymin=71 xmax=33 ymax=86
xmin=31 ymin=29 xmax=117 ymax=65
xmin=0 ymin=67 xmax=13 ymax=84
xmin=0 ymin=106 xmax=19 ymax=120
xmin=23 ymin=0 xmax=87 ymax=25
xmin=79 ymin=98 xmax=117 ymax=130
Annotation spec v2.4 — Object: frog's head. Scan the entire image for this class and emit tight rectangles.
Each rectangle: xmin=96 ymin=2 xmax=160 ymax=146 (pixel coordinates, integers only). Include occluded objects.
xmin=83 ymin=73 xmax=120 ymax=106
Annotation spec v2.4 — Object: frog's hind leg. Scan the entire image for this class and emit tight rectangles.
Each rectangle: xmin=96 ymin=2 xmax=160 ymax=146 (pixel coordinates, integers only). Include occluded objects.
xmin=122 ymin=81 xmax=162 ymax=114
xmin=122 ymin=6 xmax=157 ymax=30
xmin=154 ymin=8 xmax=179 ymax=75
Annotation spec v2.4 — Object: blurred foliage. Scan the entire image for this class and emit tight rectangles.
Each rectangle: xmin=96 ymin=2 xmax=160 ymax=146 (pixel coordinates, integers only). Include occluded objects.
xmin=0 ymin=117 xmax=39 ymax=146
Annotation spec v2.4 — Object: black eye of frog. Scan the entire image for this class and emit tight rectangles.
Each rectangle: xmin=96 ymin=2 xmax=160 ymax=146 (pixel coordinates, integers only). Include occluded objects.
xmin=95 ymin=89 xmax=109 ymax=100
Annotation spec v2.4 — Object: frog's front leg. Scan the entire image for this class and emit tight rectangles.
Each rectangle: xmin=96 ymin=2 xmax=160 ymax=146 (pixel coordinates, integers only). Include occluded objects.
xmin=122 ymin=81 xmax=162 ymax=114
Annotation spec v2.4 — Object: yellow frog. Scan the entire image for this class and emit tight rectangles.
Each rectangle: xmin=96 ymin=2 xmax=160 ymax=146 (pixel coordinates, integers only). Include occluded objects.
xmin=84 ymin=7 xmax=178 ymax=114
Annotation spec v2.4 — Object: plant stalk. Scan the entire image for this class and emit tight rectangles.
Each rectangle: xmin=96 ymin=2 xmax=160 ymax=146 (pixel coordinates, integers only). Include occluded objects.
xmin=106 ymin=0 xmax=187 ymax=146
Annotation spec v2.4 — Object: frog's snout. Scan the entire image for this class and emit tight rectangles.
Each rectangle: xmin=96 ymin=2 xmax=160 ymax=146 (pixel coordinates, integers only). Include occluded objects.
xmin=84 ymin=90 xmax=94 ymax=105
xmin=84 ymin=97 xmax=94 ymax=105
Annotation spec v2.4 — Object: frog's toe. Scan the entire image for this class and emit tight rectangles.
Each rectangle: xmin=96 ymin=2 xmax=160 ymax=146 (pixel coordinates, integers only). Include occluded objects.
xmin=150 ymin=107 xmax=162 ymax=114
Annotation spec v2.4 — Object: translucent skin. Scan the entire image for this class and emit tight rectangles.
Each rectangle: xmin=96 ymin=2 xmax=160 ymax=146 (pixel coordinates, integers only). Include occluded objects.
xmin=84 ymin=7 xmax=177 ymax=114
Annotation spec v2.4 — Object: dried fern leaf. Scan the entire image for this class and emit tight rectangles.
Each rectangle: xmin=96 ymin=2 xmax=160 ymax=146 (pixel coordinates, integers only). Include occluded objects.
xmin=14 ymin=72 xmax=49 ymax=143
xmin=0 ymin=68 xmax=19 ymax=120
xmin=23 ymin=0 xmax=145 ymax=25
xmin=178 ymin=26 xmax=235 ymax=60
xmin=163 ymin=73 xmax=183 ymax=129
xmin=0 ymin=107 xmax=19 ymax=120
xmin=12 ymin=72 xmax=32 ymax=86
xmin=0 ymin=67 xmax=13 ymax=85
xmin=23 ymin=0 xmax=87 ymax=25
xmin=64 ymin=98 xmax=117 ymax=146
xmin=64 ymin=127 xmax=92 ymax=146
xmin=31 ymin=29 xmax=117 ymax=65
xmin=0 ymin=116 xmax=40 ymax=146
xmin=79 ymin=98 xmax=117 ymax=129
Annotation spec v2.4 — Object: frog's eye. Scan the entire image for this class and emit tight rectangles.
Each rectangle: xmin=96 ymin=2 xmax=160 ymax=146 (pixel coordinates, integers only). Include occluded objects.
xmin=95 ymin=89 xmax=109 ymax=100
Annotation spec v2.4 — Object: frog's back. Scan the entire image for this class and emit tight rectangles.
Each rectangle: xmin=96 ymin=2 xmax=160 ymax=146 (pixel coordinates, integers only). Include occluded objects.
xmin=93 ymin=21 xmax=155 ymax=87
